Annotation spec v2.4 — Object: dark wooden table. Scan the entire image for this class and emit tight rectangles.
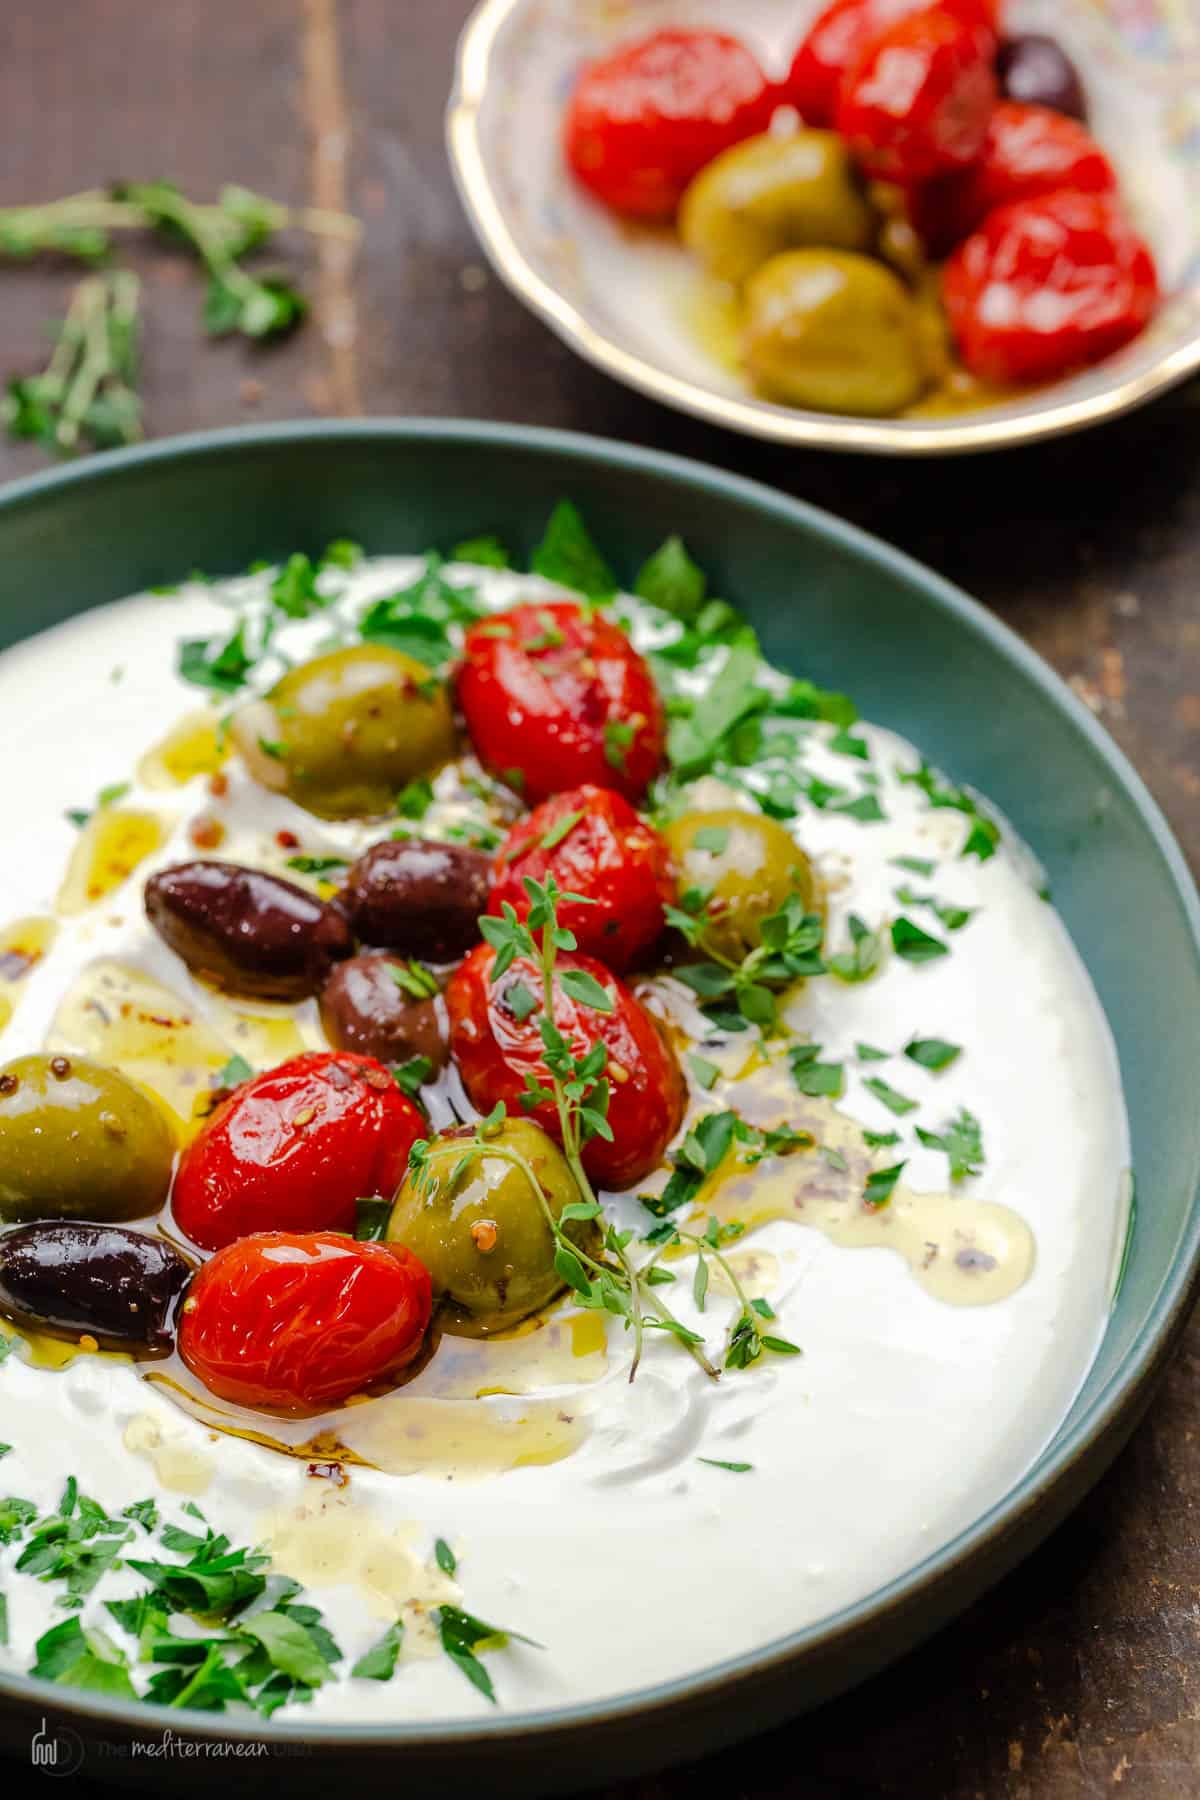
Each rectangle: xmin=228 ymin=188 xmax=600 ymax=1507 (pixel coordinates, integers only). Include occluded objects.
xmin=4 ymin=4 xmax=1200 ymax=1795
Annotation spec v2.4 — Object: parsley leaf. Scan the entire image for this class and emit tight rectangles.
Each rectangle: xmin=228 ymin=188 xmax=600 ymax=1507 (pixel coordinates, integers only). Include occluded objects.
xmin=864 ymin=1162 xmax=906 ymax=1208
xmin=178 ymin=621 xmax=255 ymax=695
xmin=917 ymin=1108 xmax=985 ymax=1182
xmin=435 ymin=1538 xmax=457 ymax=1576
xmin=697 ymin=1458 xmax=753 ymax=1473
xmin=634 ymin=535 xmax=707 ymax=620
xmin=437 ymin=1606 xmax=533 ymax=1705
xmin=687 ymin=1053 xmax=720 ymax=1091
xmin=352 ymin=1621 xmax=404 ymax=1680
xmin=666 ymin=645 xmax=766 ymax=775
xmin=452 ymin=533 xmax=511 ymax=569
xmin=360 ymin=556 xmax=480 ymax=667
xmin=891 ymin=916 xmax=949 ymax=964
xmin=788 ymin=1043 xmax=844 ymax=1099
xmin=31 ymin=1616 xmax=137 ymax=1698
xmin=863 ymin=1076 xmax=918 ymax=1117
xmin=530 ymin=501 xmax=616 ymax=601
xmin=904 ymin=1037 xmax=961 ymax=1072
xmin=354 ymin=1196 xmax=392 ymax=1242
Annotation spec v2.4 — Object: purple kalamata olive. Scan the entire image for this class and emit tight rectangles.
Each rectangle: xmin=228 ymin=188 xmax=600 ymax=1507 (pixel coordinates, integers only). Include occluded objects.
xmin=997 ymin=35 xmax=1087 ymax=121
xmin=0 ymin=1222 xmax=191 ymax=1352
xmin=319 ymin=953 xmax=449 ymax=1069
xmin=145 ymin=860 xmax=353 ymax=1000
xmin=339 ymin=839 xmax=489 ymax=962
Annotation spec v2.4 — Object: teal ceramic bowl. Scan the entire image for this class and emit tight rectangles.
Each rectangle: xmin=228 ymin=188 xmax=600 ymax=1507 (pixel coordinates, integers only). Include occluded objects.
xmin=1 ymin=420 xmax=1199 ymax=1793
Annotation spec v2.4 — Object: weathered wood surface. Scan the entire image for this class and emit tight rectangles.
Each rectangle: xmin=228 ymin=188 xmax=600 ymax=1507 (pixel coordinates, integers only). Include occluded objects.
xmin=3 ymin=4 xmax=1200 ymax=1794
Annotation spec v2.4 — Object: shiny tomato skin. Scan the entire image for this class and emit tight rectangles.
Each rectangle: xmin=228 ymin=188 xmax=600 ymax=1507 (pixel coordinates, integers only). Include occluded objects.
xmin=447 ymin=943 xmax=685 ymax=1191
xmin=178 ymin=1231 xmax=433 ymax=1413
xmin=837 ymin=8 xmax=997 ymax=183
xmin=785 ymin=0 xmax=997 ymax=127
xmin=172 ymin=1051 xmax=423 ymax=1251
xmin=907 ymin=102 xmax=1117 ymax=253
xmin=489 ymin=785 xmax=674 ymax=974
xmin=457 ymin=601 xmax=665 ymax=806
xmin=943 ymin=189 xmax=1159 ymax=385
xmin=563 ymin=28 xmax=778 ymax=219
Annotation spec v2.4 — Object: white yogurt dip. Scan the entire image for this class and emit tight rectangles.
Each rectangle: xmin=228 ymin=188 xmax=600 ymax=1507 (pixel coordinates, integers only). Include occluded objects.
xmin=0 ymin=553 xmax=1129 ymax=1721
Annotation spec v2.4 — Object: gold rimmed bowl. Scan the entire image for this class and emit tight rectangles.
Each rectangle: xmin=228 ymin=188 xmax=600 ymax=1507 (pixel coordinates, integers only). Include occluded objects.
xmin=448 ymin=0 xmax=1200 ymax=455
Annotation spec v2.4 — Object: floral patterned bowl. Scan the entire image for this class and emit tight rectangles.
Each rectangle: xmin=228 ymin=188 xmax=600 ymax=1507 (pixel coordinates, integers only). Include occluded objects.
xmin=448 ymin=0 xmax=1200 ymax=454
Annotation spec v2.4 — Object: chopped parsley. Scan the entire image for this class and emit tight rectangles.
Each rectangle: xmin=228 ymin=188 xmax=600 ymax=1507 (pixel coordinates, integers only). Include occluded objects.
xmin=395 ymin=776 xmax=435 ymax=820
xmin=697 ymin=1458 xmax=753 ymax=1474
xmin=686 ymin=1053 xmax=721 ymax=1091
xmin=530 ymin=501 xmax=616 ymax=601
xmin=434 ymin=1538 xmax=457 ymax=1577
xmin=360 ymin=556 xmax=481 ymax=668
xmin=354 ymin=1196 xmax=392 ymax=1242
xmin=270 ymin=553 xmax=327 ymax=620
xmin=788 ymin=1043 xmax=844 ymax=1099
xmin=899 ymin=760 xmax=1000 ymax=862
xmin=864 ymin=1162 xmax=906 ymax=1208
xmin=904 ymin=1037 xmax=961 ymax=1072
xmin=351 ymin=1622 xmax=405 ymax=1681
xmin=917 ymin=1108 xmax=985 ymax=1182
xmin=392 ymin=1055 xmax=434 ymax=1100
xmin=285 ymin=854 xmax=347 ymax=875
xmin=388 ymin=961 xmax=439 ymax=1000
xmin=538 ymin=808 xmax=584 ymax=851
xmin=863 ymin=1076 xmax=918 ymax=1117
xmin=178 ymin=620 xmax=256 ymax=695
xmin=451 ymin=533 xmax=511 ymax=570
xmin=634 ymin=535 xmax=706 ymax=620
xmin=891 ymin=916 xmax=950 ymax=964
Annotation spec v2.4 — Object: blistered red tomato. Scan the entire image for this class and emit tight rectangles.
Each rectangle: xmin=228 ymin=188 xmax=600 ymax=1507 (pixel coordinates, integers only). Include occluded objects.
xmin=785 ymin=0 xmax=997 ymax=128
xmin=446 ymin=942 xmax=685 ymax=1191
xmin=489 ymin=785 xmax=674 ymax=975
xmin=172 ymin=1051 xmax=423 ymax=1251
xmin=836 ymin=7 xmax=997 ymax=184
xmin=457 ymin=601 xmax=665 ymax=807
xmin=908 ymin=102 xmax=1117 ymax=253
xmin=178 ymin=1232 xmax=432 ymax=1412
xmin=563 ymin=28 xmax=778 ymax=219
xmin=943 ymin=189 xmax=1159 ymax=385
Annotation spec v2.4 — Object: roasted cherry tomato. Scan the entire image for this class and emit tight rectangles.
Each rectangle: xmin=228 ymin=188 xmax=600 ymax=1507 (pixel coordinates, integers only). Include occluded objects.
xmin=178 ymin=1231 xmax=432 ymax=1412
xmin=488 ymin=785 xmax=674 ymax=974
xmin=836 ymin=7 xmax=997 ymax=184
xmin=172 ymin=1051 xmax=423 ymax=1252
xmin=943 ymin=190 xmax=1159 ymax=386
xmin=784 ymin=0 xmax=997 ymax=129
xmin=907 ymin=102 xmax=1116 ymax=253
xmin=457 ymin=601 xmax=665 ymax=806
xmin=563 ymin=28 xmax=778 ymax=219
xmin=446 ymin=943 xmax=685 ymax=1191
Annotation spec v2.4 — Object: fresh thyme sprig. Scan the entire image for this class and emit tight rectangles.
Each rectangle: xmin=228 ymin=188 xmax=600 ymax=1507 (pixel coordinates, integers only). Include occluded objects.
xmin=641 ymin=1215 xmax=801 ymax=1371
xmin=0 ymin=183 xmax=358 ymax=340
xmin=665 ymin=885 xmax=826 ymax=1030
xmin=5 ymin=271 xmax=141 ymax=455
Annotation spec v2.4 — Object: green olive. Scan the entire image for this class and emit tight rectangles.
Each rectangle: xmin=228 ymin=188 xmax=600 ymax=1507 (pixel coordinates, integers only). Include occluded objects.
xmin=742 ymin=249 xmax=927 ymax=416
xmin=681 ymin=132 xmax=876 ymax=285
xmin=388 ymin=1119 xmax=592 ymax=1335
xmin=663 ymin=807 xmax=820 ymax=964
xmin=0 ymin=1054 xmax=175 ymax=1225
xmin=232 ymin=644 xmax=456 ymax=821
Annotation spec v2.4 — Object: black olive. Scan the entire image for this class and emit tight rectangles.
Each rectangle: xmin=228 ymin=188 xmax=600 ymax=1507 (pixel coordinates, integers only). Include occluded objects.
xmin=997 ymin=36 xmax=1088 ymax=121
xmin=145 ymin=860 xmax=353 ymax=1001
xmin=0 ymin=1222 xmax=191 ymax=1353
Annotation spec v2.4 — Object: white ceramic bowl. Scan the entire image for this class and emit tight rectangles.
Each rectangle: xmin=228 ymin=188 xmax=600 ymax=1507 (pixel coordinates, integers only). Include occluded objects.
xmin=448 ymin=0 xmax=1200 ymax=455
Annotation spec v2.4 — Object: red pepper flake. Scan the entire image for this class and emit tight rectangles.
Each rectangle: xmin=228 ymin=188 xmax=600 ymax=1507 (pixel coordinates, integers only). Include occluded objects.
xmin=276 ymin=829 xmax=300 ymax=850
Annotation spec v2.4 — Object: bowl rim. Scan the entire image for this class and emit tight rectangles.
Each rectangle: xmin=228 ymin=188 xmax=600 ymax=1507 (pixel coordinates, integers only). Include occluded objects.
xmin=445 ymin=0 xmax=1200 ymax=459
xmin=1 ymin=416 xmax=1199 ymax=1752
